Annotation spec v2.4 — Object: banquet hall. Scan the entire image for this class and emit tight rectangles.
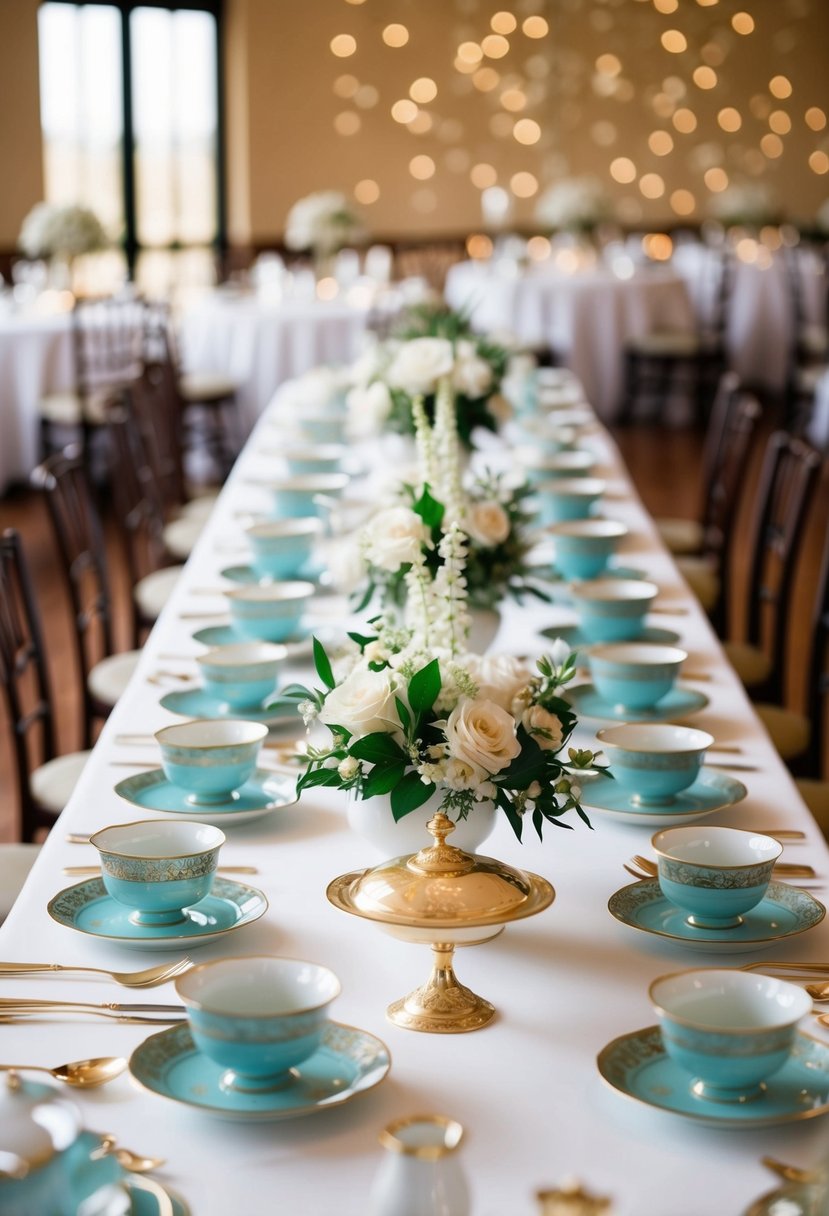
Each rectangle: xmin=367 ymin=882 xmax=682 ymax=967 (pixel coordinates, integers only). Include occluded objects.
xmin=0 ymin=1 xmax=829 ymax=1213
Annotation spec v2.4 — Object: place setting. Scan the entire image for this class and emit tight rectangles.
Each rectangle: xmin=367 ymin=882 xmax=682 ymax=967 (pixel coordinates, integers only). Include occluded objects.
xmin=154 ymin=641 xmax=304 ymax=728
xmin=563 ymin=640 xmax=710 ymax=723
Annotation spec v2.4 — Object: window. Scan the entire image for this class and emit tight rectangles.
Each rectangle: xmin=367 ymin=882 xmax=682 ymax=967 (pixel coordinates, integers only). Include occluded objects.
xmin=38 ymin=0 xmax=224 ymax=294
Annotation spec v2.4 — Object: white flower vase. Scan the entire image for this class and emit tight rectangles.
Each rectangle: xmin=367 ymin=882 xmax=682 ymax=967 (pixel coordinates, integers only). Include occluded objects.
xmin=369 ymin=1116 xmax=470 ymax=1216
xmin=466 ymin=607 xmax=501 ymax=654
xmin=347 ymin=788 xmax=497 ymax=857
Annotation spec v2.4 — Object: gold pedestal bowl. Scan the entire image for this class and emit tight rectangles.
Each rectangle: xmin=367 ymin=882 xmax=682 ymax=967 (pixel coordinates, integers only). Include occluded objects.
xmin=326 ymin=811 xmax=555 ymax=1034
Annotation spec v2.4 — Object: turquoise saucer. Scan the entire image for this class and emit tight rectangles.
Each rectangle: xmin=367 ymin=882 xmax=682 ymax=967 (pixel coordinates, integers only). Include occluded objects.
xmin=129 ymin=1021 xmax=391 ymax=1121
xmin=566 ymin=682 xmax=709 ymax=721
xmin=159 ymin=687 xmax=299 ymax=728
xmin=608 ymin=879 xmax=825 ymax=954
xmin=581 ymin=768 xmax=747 ymax=826
xmin=540 ymin=623 xmax=680 ymax=649
xmin=48 ymin=877 xmax=268 ymax=950
xmin=220 ymin=561 xmax=323 ymax=586
xmin=598 ymin=1025 xmax=829 ymax=1128
xmin=192 ymin=624 xmax=313 ymax=661
xmin=114 ymin=768 xmax=298 ymax=826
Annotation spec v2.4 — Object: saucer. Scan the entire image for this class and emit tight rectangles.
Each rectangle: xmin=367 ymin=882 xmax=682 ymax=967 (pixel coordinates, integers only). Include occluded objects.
xmin=540 ymin=623 xmax=681 ymax=649
xmin=159 ymin=687 xmax=299 ymax=729
xmin=220 ymin=561 xmax=323 ymax=586
xmin=48 ymin=877 xmax=268 ymax=949
xmin=566 ymin=683 xmax=709 ymax=721
xmin=114 ymin=768 xmax=298 ymax=825
xmin=192 ymin=624 xmax=313 ymax=661
xmin=598 ymin=1025 xmax=829 ymax=1128
xmin=608 ymin=879 xmax=825 ymax=953
xmin=124 ymin=1177 xmax=190 ymax=1216
xmin=129 ymin=1021 xmax=391 ymax=1121
xmin=581 ymin=768 xmax=747 ymax=826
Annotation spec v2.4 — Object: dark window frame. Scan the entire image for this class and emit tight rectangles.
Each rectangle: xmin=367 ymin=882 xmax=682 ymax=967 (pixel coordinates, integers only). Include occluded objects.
xmin=39 ymin=0 xmax=226 ymax=275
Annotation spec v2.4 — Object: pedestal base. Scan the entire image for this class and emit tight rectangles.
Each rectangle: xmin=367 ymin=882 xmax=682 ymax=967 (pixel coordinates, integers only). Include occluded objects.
xmin=386 ymin=943 xmax=496 ymax=1033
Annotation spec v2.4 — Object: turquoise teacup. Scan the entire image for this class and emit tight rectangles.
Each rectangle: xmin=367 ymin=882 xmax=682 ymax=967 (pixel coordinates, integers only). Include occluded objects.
xmin=245 ymin=518 xmax=322 ymax=579
xmin=546 ymin=519 xmax=628 ymax=580
xmin=196 ymin=642 xmax=287 ymax=709
xmin=176 ymin=956 xmax=341 ymax=1093
xmin=522 ymin=449 xmax=597 ymax=484
xmin=295 ymin=410 xmax=347 ymax=444
xmin=652 ymin=825 xmax=782 ymax=928
xmin=266 ymin=474 xmax=350 ymax=519
xmin=225 ymin=580 xmax=315 ymax=642
xmin=155 ymin=719 xmax=268 ymax=804
xmin=650 ymin=968 xmax=811 ymax=1103
xmin=588 ymin=642 xmax=687 ymax=709
xmin=596 ymin=723 xmax=713 ymax=805
xmin=283 ymin=444 xmax=346 ymax=476
xmin=534 ymin=477 xmax=606 ymax=525
xmin=569 ymin=578 xmax=658 ymax=641
xmin=89 ymin=820 xmax=225 ymax=926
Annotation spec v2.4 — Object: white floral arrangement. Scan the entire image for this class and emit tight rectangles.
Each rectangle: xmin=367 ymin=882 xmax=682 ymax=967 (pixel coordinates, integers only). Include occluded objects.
xmin=284 ymin=190 xmax=364 ymax=256
xmin=535 ymin=177 xmax=612 ymax=234
xmin=708 ymin=182 xmax=778 ymax=229
xmin=18 ymin=202 xmax=108 ymax=260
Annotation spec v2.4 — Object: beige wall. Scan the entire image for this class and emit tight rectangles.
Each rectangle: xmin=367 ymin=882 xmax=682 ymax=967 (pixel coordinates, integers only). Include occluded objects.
xmin=0 ymin=0 xmax=43 ymax=248
xmin=226 ymin=0 xmax=829 ymax=244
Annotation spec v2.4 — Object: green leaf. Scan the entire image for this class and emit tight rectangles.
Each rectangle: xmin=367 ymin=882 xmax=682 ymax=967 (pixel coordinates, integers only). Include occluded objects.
xmin=297 ymin=767 xmax=342 ymax=792
xmin=497 ymin=790 xmax=524 ymax=841
xmin=413 ymin=485 xmax=445 ymax=531
xmin=350 ymin=733 xmax=406 ymax=765
xmin=496 ymin=733 xmax=545 ymax=790
xmin=391 ymin=772 xmax=435 ymax=820
xmin=363 ymin=761 xmax=406 ymax=798
xmin=313 ymin=638 xmax=336 ymax=690
xmin=407 ymin=657 xmax=441 ymax=716
xmin=348 ymin=631 xmax=377 ymax=649
xmin=276 ymin=683 xmax=313 ymax=701
xmin=395 ymin=696 xmax=411 ymax=734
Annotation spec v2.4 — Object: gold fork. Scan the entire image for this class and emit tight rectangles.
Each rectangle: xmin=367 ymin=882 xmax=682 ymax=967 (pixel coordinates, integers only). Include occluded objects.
xmin=0 ymin=958 xmax=192 ymax=988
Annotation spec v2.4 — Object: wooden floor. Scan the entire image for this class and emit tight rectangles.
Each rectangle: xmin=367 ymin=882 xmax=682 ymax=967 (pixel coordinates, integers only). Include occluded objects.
xmin=0 ymin=420 xmax=825 ymax=843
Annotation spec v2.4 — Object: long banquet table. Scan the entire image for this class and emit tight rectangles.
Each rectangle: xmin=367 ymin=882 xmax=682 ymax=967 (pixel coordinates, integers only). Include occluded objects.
xmin=3 ymin=385 xmax=829 ymax=1215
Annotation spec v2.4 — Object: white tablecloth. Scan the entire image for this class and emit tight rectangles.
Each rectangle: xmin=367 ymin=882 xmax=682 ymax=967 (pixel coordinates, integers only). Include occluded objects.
xmin=0 ymin=309 xmax=74 ymax=493
xmin=2 ymin=393 xmax=828 ymax=1215
xmin=178 ymin=291 xmax=370 ymax=434
xmin=445 ymin=261 xmax=695 ymax=420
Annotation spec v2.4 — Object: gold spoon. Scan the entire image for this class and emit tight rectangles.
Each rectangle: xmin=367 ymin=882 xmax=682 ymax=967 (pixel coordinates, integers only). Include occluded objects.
xmin=0 ymin=1057 xmax=127 ymax=1088
xmin=98 ymin=1134 xmax=167 ymax=1174
xmin=762 ymin=1157 xmax=823 ymax=1185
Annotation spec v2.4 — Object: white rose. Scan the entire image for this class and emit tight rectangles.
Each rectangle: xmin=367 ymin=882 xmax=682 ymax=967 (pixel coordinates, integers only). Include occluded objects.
xmin=463 ymin=654 xmax=531 ymax=712
xmin=444 ymin=757 xmax=485 ymax=791
xmin=365 ymin=506 xmax=430 ymax=573
xmin=522 ymin=705 xmax=564 ymax=751
xmin=319 ymin=667 xmax=401 ymax=739
xmin=346 ymin=381 xmax=393 ymax=439
xmin=452 ymin=347 xmax=494 ymax=398
xmin=338 ymin=756 xmax=360 ymax=780
xmin=445 ymin=698 xmax=521 ymax=775
xmin=387 ymin=338 xmax=454 ymax=395
xmin=465 ymin=500 xmax=510 ymax=548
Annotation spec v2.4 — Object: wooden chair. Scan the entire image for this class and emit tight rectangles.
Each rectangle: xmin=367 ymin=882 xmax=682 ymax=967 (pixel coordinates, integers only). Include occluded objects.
xmin=783 ymin=243 xmax=829 ymax=427
xmin=38 ymin=293 xmax=146 ymax=462
xmin=723 ymin=433 xmax=822 ymax=704
xmin=618 ymin=246 xmax=732 ymax=427
xmin=0 ymin=529 xmax=90 ymax=841
xmin=105 ymin=404 xmax=184 ymax=648
xmin=31 ymin=449 xmax=142 ymax=748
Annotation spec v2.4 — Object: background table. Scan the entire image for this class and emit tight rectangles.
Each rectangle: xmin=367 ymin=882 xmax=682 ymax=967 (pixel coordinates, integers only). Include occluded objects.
xmin=2 ymin=391 xmax=828 ymax=1215
xmin=445 ymin=260 xmax=695 ymax=420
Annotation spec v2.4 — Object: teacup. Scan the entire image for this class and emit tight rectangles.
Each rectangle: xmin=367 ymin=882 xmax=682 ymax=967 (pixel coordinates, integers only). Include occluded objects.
xmin=245 ymin=517 xmax=322 ymax=579
xmin=282 ymin=443 xmax=346 ymax=476
xmin=652 ymin=825 xmax=782 ymax=928
xmin=89 ymin=820 xmax=225 ymax=926
xmin=265 ymin=474 xmax=349 ymax=519
xmin=225 ymin=580 xmax=315 ymax=641
xmin=569 ymin=578 xmax=658 ymax=641
xmin=534 ymin=477 xmax=606 ymax=525
xmin=155 ymin=719 xmax=268 ymax=804
xmin=176 ymin=956 xmax=341 ymax=1093
xmin=196 ymin=642 xmax=286 ymax=709
xmin=522 ymin=449 xmax=597 ymax=483
xmin=587 ymin=642 xmax=687 ymax=709
xmin=537 ymin=383 xmax=585 ymax=410
xmin=546 ymin=519 xmax=628 ymax=580
xmin=649 ymin=968 xmax=811 ymax=1103
xmin=515 ymin=418 xmax=582 ymax=453
xmin=294 ymin=410 xmax=346 ymax=445
xmin=596 ymin=723 xmax=713 ymax=805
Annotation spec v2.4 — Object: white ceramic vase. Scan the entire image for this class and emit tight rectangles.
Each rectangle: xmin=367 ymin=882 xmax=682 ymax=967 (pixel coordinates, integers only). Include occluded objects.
xmin=347 ymin=788 xmax=497 ymax=857
xmin=369 ymin=1116 xmax=470 ymax=1216
xmin=466 ymin=606 xmax=501 ymax=654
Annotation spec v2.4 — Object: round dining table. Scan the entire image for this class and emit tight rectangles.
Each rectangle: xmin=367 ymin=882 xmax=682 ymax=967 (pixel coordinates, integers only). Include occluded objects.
xmin=2 ymin=375 xmax=828 ymax=1214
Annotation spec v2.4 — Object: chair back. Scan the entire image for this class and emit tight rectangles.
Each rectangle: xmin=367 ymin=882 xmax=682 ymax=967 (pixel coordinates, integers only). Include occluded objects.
xmin=0 ymin=530 xmax=59 ymax=840
xmin=744 ymin=432 xmax=822 ymax=702
xmin=803 ymin=496 xmax=829 ymax=776
xmin=31 ymin=449 xmax=114 ymax=748
xmin=72 ymin=293 xmax=146 ymax=407
xmin=124 ymin=355 xmax=187 ymax=519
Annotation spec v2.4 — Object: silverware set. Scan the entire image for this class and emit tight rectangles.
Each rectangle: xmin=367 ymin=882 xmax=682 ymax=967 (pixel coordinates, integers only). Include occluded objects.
xmin=0 ymin=958 xmax=191 ymax=987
